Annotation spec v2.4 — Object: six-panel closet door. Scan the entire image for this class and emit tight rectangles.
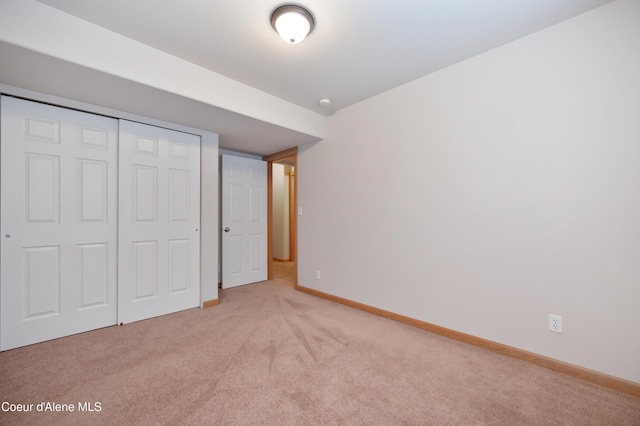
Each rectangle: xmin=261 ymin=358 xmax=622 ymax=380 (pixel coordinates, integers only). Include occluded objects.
xmin=117 ymin=120 xmax=201 ymax=324
xmin=0 ymin=96 xmax=119 ymax=350
xmin=0 ymin=97 xmax=202 ymax=350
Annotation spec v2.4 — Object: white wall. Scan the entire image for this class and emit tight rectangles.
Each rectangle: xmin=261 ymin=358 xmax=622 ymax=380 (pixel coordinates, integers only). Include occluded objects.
xmin=283 ymin=172 xmax=290 ymax=258
xmin=271 ymin=164 xmax=289 ymax=259
xmin=298 ymin=0 xmax=640 ymax=383
xmin=200 ymin=133 xmax=219 ymax=303
xmin=272 ymin=164 xmax=290 ymax=260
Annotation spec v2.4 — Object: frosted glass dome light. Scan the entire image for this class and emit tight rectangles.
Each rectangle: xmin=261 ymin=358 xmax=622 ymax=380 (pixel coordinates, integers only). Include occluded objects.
xmin=271 ymin=4 xmax=315 ymax=44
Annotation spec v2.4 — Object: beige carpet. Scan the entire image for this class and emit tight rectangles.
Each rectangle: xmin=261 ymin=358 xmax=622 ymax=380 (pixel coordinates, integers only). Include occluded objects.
xmin=1 ymin=262 xmax=639 ymax=425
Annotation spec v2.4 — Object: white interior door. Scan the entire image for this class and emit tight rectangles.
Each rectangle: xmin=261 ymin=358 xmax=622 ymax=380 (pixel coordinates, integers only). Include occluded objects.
xmin=1 ymin=96 xmax=118 ymax=350
xmin=221 ymin=154 xmax=267 ymax=288
xmin=118 ymin=120 xmax=200 ymax=324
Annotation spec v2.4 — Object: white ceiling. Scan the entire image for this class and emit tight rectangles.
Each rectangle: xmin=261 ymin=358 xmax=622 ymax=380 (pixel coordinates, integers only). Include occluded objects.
xmin=1 ymin=0 xmax=614 ymax=154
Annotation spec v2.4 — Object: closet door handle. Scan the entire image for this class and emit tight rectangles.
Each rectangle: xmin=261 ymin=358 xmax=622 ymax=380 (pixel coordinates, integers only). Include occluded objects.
xmin=224 ymin=227 xmax=230 ymax=232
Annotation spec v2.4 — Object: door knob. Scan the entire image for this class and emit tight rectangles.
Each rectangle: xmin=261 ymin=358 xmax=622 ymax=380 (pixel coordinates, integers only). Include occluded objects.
xmin=224 ymin=227 xmax=230 ymax=232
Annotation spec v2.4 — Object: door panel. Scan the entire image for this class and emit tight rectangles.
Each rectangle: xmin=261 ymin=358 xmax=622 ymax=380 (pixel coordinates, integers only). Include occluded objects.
xmin=169 ymin=169 xmax=190 ymax=221
xmin=25 ymin=246 xmax=60 ymax=317
xmin=118 ymin=120 xmax=200 ymax=323
xmin=78 ymin=160 xmax=108 ymax=222
xmin=169 ymin=239 xmax=190 ymax=293
xmin=1 ymin=96 xmax=118 ymax=350
xmin=25 ymin=154 xmax=60 ymax=223
xmin=133 ymin=241 xmax=158 ymax=300
xmin=78 ymin=243 xmax=109 ymax=308
xmin=222 ymin=155 xmax=267 ymax=288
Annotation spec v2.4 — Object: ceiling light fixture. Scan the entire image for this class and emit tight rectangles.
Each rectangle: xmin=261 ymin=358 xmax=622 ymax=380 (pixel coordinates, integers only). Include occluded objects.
xmin=271 ymin=4 xmax=315 ymax=44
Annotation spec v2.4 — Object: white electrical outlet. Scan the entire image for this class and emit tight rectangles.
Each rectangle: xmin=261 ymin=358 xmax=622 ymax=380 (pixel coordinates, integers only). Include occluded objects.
xmin=549 ymin=314 xmax=563 ymax=333
xmin=315 ymin=270 xmax=320 ymax=280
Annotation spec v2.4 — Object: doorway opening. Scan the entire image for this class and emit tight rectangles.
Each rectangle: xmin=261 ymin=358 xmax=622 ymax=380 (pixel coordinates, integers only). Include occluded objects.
xmin=264 ymin=147 xmax=298 ymax=287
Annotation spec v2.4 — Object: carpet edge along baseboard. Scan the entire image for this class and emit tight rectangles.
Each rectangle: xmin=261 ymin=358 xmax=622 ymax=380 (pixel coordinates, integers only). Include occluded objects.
xmin=295 ymin=285 xmax=640 ymax=398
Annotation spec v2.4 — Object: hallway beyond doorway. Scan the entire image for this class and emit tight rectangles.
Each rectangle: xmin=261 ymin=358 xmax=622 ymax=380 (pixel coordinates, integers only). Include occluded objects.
xmin=272 ymin=261 xmax=294 ymax=287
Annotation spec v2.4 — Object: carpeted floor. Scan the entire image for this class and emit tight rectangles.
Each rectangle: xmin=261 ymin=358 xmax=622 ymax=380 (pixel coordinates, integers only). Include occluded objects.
xmin=1 ymin=262 xmax=639 ymax=425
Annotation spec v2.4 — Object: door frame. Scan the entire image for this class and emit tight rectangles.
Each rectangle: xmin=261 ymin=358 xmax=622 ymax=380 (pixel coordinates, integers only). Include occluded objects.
xmin=263 ymin=147 xmax=298 ymax=286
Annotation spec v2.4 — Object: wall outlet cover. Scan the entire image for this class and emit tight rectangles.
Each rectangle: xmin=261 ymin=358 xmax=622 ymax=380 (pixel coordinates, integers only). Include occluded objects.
xmin=549 ymin=314 xmax=563 ymax=333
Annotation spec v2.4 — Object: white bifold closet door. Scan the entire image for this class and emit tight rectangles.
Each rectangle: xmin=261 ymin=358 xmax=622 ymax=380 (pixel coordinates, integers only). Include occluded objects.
xmin=1 ymin=98 xmax=202 ymax=350
xmin=0 ymin=96 xmax=118 ymax=350
xmin=117 ymin=120 xmax=201 ymax=324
